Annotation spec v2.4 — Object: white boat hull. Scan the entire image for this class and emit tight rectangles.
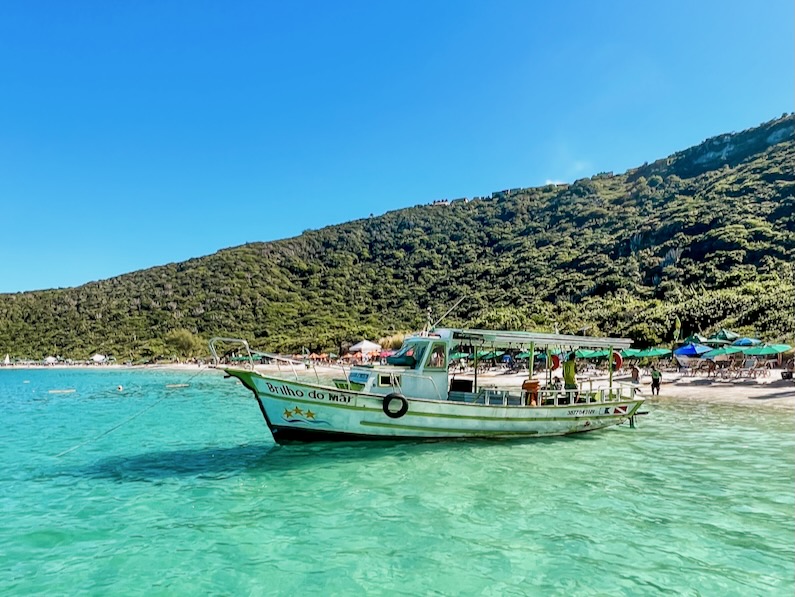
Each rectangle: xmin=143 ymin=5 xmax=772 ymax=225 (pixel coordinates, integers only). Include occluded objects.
xmin=227 ymin=369 xmax=644 ymax=444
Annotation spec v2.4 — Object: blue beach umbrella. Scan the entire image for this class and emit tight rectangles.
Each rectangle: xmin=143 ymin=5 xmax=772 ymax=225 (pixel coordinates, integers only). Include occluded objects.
xmin=673 ymin=343 xmax=712 ymax=357
xmin=731 ymin=337 xmax=762 ymax=347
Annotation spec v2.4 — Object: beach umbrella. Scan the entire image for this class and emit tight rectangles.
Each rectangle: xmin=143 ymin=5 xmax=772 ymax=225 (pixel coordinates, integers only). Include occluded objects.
xmin=574 ymin=349 xmax=596 ymax=358
xmin=741 ymin=344 xmax=791 ymax=356
xmin=635 ymin=347 xmax=672 ymax=358
xmin=349 ymin=340 xmax=382 ymax=353
xmin=585 ymin=349 xmax=610 ymax=359
xmin=702 ymin=346 xmax=745 ymax=359
xmin=673 ymin=343 xmax=712 ymax=357
xmin=681 ymin=334 xmax=709 ymax=345
xmin=90 ymin=353 xmax=106 ymax=363
xmin=703 ymin=337 xmax=730 ymax=346
xmin=712 ymin=328 xmax=740 ymax=342
xmin=621 ymin=348 xmax=642 ymax=358
xmin=515 ymin=351 xmax=532 ymax=359
xmin=732 ymin=337 xmax=762 ymax=347
xmin=44 ymin=356 xmax=57 ymax=364
xmin=449 ymin=351 xmax=469 ymax=360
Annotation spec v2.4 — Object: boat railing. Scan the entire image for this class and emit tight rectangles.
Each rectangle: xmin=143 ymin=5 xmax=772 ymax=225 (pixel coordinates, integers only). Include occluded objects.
xmin=209 ymin=337 xmax=253 ymax=369
xmin=209 ymin=337 xmax=311 ymax=380
xmin=449 ymin=381 xmax=637 ymax=407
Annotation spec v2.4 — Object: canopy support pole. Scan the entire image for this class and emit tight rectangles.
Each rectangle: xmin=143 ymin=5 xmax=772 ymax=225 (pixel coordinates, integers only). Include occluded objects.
xmin=473 ymin=347 xmax=479 ymax=395
xmin=608 ymin=344 xmax=614 ymax=395
xmin=528 ymin=342 xmax=534 ymax=380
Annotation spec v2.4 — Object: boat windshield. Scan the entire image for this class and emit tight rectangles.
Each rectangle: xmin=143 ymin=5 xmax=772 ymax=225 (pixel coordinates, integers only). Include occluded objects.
xmin=386 ymin=341 xmax=427 ymax=369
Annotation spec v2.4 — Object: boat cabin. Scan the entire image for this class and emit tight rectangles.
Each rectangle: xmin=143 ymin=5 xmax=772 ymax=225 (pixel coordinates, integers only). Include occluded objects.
xmin=344 ymin=331 xmax=453 ymax=400
xmin=342 ymin=327 xmax=637 ymax=406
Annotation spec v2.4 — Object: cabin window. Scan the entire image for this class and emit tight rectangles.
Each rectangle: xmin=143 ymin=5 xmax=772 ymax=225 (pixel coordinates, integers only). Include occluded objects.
xmin=387 ymin=342 xmax=426 ymax=369
xmin=425 ymin=343 xmax=447 ymax=369
xmin=378 ymin=374 xmax=398 ymax=387
xmin=409 ymin=344 xmax=426 ymax=369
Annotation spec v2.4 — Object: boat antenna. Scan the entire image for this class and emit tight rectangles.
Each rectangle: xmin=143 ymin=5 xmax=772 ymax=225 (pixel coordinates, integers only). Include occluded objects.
xmin=431 ymin=295 xmax=466 ymax=329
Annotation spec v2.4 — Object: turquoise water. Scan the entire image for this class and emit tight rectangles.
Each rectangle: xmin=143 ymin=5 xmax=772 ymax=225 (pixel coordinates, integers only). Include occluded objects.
xmin=2 ymin=368 xmax=793 ymax=596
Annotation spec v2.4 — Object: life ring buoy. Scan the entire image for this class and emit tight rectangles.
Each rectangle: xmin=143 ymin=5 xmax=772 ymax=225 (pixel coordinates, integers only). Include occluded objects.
xmin=550 ymin=354 xmax=561 ymax=370
xmin=612 ymin=351 xmax=623 ymax=369
xmin=383 ymin=393 xmax=409 ymax=419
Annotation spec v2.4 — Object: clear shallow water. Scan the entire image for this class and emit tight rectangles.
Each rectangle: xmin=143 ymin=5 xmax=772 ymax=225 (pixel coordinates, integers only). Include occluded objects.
xmin=1 ymin=368 xmax=793 ymax=596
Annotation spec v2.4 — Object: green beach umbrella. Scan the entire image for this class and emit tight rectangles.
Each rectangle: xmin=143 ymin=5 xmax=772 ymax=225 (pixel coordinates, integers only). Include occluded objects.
xmin=702 ymin=346 xmax=745 ymax=359
xmin=449 ymin=352 xmax=469 ymax=360
xmin=574 ymin=349 xmax=595 ymax=358
xmin=681 ymin=334 xmax=709 ymax=345
xmin=515 ymin=351 xmax=533 ymax=359
xmin=713 ymin=328 xmax=740 ymax=342
xmin=741 ymin=344 xmax=792 ymax=356
xmin=635 ymin=347 xmax=672 ymax=358
xmin=621 ymin=348 xmax=642 ymax=358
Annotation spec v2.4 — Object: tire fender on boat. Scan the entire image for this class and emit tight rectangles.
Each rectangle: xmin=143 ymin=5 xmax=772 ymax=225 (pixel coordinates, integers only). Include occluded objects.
xmin=383 ymin=393 xmax=409 ymax=419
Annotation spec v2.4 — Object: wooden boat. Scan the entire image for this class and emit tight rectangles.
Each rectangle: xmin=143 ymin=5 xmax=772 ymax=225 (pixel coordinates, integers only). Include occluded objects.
xmin=211 ymin=328 xmax=644 ymax=444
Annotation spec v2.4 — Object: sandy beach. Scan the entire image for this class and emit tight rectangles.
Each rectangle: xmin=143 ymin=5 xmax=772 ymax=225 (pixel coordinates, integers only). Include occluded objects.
xmin=458 ymin=367 xmax=795 ymax=410
xmin=248 ymin=362 xmax=795 ymax=410
xmin=5 ymin=361 xmax=794 ymax=410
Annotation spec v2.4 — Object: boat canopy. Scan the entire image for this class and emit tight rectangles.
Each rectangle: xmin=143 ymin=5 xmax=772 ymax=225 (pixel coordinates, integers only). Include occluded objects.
xmin=443 ymin=328 xmax=633 ymax=350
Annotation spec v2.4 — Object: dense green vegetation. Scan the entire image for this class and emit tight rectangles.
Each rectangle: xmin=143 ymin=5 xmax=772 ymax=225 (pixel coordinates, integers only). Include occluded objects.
xmin=1 ymin=115 xmax=793 ymax=360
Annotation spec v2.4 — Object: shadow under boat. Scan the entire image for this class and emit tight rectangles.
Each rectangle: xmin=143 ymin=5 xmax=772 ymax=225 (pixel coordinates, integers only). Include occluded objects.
xmin=59 ymin=431 xmax=611 ymax=482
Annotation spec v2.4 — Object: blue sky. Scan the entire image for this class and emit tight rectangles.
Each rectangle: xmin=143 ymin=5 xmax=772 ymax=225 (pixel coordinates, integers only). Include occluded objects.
xmin=1 ymin=0 xmax=792 ymax=293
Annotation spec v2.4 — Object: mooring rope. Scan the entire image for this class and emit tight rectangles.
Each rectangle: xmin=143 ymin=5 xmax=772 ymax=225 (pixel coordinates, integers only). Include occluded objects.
xmin=55 ymin=365 xmax=212 ymax=458
xmin=55 ymin=394 xmax=168 ymax=458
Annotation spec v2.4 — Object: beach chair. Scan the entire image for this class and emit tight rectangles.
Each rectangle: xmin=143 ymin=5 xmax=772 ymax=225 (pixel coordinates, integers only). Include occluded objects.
xmin=736 ymin=358 xmax=758 ymax=378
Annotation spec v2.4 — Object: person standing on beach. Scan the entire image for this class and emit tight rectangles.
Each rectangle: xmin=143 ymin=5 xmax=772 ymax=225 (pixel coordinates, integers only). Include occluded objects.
xmin=650 ymin=365 xmax=662 ymax=395
xmin=563 ymin=352 xmax=578 ymax=400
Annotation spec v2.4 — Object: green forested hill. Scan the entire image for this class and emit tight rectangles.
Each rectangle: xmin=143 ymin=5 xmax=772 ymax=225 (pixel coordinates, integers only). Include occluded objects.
xmin=1 ymin=115 xmax=793 ymax=360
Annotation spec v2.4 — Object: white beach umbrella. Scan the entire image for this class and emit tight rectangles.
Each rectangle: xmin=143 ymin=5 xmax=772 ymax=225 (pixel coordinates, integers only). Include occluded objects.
xmin=44 ymin=356 xmax=58 ymax=364
xmin=91 ymin=353 xmax=107 ymax=363
xmin=348 ymin=340 xmax=382 ymax=353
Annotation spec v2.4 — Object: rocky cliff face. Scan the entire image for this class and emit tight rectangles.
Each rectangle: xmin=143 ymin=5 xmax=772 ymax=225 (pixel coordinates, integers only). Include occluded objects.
xmin=632 ymin=114 xmax=793 ymax=180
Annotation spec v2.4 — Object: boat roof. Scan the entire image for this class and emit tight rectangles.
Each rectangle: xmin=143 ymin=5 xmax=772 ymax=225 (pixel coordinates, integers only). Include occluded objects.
xmin=438 ymin=328 xmax=633 ymax=350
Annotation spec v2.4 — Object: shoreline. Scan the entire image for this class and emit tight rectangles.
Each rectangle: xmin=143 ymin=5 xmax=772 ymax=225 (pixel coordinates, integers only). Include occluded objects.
xmin=4 ymin=362 xmax=793 ymax=409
